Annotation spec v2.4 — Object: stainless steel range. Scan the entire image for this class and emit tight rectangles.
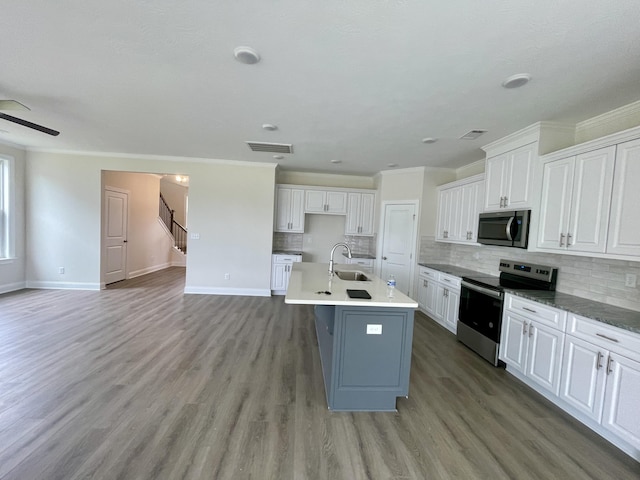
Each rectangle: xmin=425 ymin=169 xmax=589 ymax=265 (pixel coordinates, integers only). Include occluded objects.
xmin=457 ymin=259 xmax=558 ymax=366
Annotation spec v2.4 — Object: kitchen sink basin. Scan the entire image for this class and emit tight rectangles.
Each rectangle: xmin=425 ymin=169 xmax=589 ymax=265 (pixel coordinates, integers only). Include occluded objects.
xmin=335 ymin=271 xmax=370 ymax=281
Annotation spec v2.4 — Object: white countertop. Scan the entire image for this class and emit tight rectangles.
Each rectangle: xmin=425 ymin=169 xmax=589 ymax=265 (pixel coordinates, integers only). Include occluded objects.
xmin=285 ymin=262 xmax=418 ymax=308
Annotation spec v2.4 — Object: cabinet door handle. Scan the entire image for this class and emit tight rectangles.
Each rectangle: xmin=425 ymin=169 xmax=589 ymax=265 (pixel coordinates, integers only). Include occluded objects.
xmin=500 ymin=196 xmax=505 ymax=208
xmin=606 ymin=356 xmax=614 ymax=375
xmin=523 ymin=322 xmax=528 ymax=335
xmin=529 ymin=323 xmax=534 ymax=337
xmin=567 ymin=233 xmax=572 ymax=246
xmin=596 ymin=333 xmax=619 ymax=343
xmin=499 ymin=197 xmax=503 ymax=208
xmin=504 ymin=196 xmax=508 ymax=207
xmin=596 ymin=351 xmax=604 ymax=370
xmin=559 ymin=233 xmax=565 ymax=247
xmin=522 ymin=306 xmax=537 ymax=313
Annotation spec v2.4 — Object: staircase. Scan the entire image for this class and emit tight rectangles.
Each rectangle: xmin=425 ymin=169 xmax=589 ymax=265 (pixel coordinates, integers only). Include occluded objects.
xmin=159 ymin=193 xmax=187 ymax=254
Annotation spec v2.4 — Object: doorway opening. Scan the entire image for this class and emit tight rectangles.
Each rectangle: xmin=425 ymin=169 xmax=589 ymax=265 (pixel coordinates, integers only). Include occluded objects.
xmin=101 ymin=171 xmax=189 ymax=288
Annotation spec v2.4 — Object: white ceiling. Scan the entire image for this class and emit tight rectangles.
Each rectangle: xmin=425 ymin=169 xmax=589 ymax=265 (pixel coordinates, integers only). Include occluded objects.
xmin=2 ymin=1 xmax=640 ymax=175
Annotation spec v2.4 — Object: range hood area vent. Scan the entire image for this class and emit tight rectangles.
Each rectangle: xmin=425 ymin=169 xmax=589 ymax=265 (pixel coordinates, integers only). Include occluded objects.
xmin=459 ymin=130 xmax=488 ymax=140
xmin=246 ymin=141 xmax=293 ymax=153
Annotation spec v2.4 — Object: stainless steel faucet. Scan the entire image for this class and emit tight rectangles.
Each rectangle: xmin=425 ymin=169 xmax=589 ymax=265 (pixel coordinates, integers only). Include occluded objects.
xmin=329 ymin=242 xmax=352 ymax=275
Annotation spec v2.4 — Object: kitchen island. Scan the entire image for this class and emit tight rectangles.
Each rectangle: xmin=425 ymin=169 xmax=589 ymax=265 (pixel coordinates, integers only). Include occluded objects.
xmin=285 ymin=262 xmax=418 ymax=411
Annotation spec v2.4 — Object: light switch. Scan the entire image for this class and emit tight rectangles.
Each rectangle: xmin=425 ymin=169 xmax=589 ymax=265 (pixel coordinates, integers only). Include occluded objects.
xmin=366 ymin=324 xmax=382 ymax=335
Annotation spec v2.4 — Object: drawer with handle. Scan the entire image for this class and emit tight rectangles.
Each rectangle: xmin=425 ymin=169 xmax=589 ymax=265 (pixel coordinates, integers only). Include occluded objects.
xmin=418 ymin=266 xmax=438 ymax=280
xmin=505 ymin=294 xmax=567 ymax=331
xmin=437 ymin=272 xmax=461 ymax=290
xmin=567 ymin=313 xmax=640 ymax=362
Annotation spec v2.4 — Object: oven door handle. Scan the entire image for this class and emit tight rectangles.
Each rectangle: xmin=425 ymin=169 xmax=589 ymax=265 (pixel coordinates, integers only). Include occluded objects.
xmin=461 ymin=281 xmax=503 ymax=299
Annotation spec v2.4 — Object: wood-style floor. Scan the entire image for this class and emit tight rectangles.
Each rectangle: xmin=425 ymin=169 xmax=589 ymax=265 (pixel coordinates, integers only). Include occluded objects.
xmin=0 ymin=268 xmax=638 ymax=480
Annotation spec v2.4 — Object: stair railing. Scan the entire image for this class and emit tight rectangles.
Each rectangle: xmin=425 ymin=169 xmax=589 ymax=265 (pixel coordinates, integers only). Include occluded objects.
xmin=159 ymin=193 xmax=187 ymax=254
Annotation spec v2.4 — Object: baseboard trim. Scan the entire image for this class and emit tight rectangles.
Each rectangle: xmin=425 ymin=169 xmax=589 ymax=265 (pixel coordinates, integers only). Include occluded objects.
xmin=26 ymin=281 xmax=101 ymax=291
xmin=0 ymin=281 xmax=27 ymax=295
xmin=184 ymin=286 xmax=271 ymax=297
xmin=128 ymin=262 xmax=171 ymax=279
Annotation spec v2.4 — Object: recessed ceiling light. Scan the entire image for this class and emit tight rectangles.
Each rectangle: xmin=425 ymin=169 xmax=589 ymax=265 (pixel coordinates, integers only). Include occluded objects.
xmin=234 ymin=46 xmax=260 ymax=65
xmin=262 ymin=123 xmax=277 ymax=131
xmin=330 ymin=159 xmax=342 ymax=164
xmin=387 ymin=163 xmax=398 ymax=168
xmin=422 ymin=137 xmax=438 ymax=144
xmin=501 ymin=73 xmax=531 ymax=89
xmin=273 ymin=155 xmax=284 ymax=160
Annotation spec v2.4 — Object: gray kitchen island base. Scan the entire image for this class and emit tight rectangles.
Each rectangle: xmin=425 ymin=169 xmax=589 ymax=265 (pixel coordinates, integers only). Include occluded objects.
xmin=314 ymin=304 xmax=415 ymax=412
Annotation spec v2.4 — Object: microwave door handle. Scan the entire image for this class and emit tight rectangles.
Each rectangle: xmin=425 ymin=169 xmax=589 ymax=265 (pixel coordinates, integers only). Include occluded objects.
xmin=505 ymin=217 xmax=514 ymax=241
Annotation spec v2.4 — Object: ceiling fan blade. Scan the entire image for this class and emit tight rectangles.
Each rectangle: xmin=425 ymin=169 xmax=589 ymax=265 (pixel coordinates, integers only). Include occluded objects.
xmin=0 ymin=112 xmax=60 ymax=136
xmin=0 ymin=100 xmax=31 ymax=111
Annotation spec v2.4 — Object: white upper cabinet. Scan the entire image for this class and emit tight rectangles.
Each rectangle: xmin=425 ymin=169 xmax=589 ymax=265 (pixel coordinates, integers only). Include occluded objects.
xmin=484 ymin=143 xmax=535 ymax=211
xmin=305 ymin=189 xmax=347 ymax=214
xmin=538 ymin=147 xmax=615 ymax=253
xmin=275 ymin=187 xmax=305 ymax=233
xmin=607 ymin=138 xmax=640 ymax=256
xmin=436 ymin=174 xmax=483 ymax=243
xmin=345 ymin=192 xmax=375 ymax=236
xmin=536 ymin=126 xmax=640 ymax=260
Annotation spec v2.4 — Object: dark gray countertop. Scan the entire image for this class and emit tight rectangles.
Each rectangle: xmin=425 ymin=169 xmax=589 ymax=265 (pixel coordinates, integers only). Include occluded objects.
xmin=418 ymin=263 xmax=490 ymax=279
xmin=343 ymin=253 xmax=376 ymax=259
xmin=419 ymin=263 xmax=640 ymax=335
xmin=507 ymin=290 xmax=640 ymax=335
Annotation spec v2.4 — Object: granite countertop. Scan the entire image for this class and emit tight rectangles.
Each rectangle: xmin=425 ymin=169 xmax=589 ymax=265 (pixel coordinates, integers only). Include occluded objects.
xmin=343 ymin=252 xmax=376 ymax=259
xmin=418 ymin=263 xmax=490 ymax=279
xmin=285 ymin=262 xmax=418 ymax=308
xmin=272 ymin=250 xmax=303 ymax=256
xmin=420 ymin=263 xmax=640 ymax=335
xmin=507 ymin=290 xmax=640 ymax=335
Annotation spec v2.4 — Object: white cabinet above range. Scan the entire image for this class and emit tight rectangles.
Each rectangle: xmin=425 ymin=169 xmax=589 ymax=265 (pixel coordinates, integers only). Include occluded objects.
xmin=483 ymin=143 xmax=535 ymax=212
xmin=536 ymin=129 xmax=640 ymax=260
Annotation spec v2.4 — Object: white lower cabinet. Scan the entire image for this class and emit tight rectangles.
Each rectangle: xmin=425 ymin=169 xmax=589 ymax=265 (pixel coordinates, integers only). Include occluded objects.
xmin=501 ymin=310 xmax=565 ymax=396
xmin=417 ymin=266 xmax=460 ymax=334
xmin=500 ymin=295 xmax=566 ymax=396
xmin=560 ymin=314 xmax=640 ymax=457
xmin=271 ymin=254 xmax=302 ymax=295
xmin=344 ymin=257 xmax=374 ymax=274
xmin=501 ymin=297 xmax=640 ymax=460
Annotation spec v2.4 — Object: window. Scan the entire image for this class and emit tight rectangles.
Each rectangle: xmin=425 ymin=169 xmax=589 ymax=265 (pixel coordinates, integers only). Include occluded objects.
xmin=0 ymin=155 xmax=13 ymax=260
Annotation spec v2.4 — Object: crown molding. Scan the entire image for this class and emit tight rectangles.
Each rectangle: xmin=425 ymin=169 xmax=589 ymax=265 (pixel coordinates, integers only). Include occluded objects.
xmin=482 ymin=121 xmax=575 ymax=157
xmin=575 ymin=100 xmax=640 ymax=133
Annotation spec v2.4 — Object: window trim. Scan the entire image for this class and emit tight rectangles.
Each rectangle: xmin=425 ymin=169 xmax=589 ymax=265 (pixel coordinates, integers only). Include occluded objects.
xmin=0 ymin=154 xmax=15 ymax=260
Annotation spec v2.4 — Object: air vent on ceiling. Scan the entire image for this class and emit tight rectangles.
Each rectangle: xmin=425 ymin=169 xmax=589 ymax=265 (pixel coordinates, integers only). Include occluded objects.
xmin=246 ymin=141 xmax=293 ymax=154
xmin=459 ymin=130 xmax=488 ymax=140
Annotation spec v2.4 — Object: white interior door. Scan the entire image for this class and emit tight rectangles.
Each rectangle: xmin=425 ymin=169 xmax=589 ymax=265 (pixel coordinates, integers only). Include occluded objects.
xmin=379 ymin=203 xmax=417 ymax=296
xmin=104 ymin=187 xmax=128 ymax=284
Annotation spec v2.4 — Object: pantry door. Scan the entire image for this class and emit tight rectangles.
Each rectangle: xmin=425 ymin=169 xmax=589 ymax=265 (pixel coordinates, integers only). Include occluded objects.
xmin=378 ymin=202 xmax=418 ymax=296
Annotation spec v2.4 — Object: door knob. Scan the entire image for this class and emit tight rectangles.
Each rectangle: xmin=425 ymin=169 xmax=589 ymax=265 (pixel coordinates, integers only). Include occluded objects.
xmin=383 ymin=256 xmax=387 ymax=260
xmin=123 ymin=240 xmax=128 ymax=243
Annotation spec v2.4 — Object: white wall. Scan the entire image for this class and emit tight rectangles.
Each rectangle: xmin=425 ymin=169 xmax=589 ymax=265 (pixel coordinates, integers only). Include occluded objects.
xmin=276 ymin=170 xmax=375 ymax=189
xmin=103 ymin=171 xmax=174 ymax=279
xmin=0 ymin=142 xmax=26 ymax=293
xmin=26 ymin=151 xmax=276 ymax=295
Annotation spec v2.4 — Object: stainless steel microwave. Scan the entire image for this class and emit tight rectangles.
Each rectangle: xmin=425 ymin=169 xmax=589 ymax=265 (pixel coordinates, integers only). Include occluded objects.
xmin=477 ymin=210 xmax=531 ymax=248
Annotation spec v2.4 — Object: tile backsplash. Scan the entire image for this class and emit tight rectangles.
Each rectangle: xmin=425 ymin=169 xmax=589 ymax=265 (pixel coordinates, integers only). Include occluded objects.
xmin=274 ymin=232 xmax=376 ymax=256
xmin=273 ymin=232 xmax=303 ymax=251
xmin=420 ymin=236 xmax=640 ymax=312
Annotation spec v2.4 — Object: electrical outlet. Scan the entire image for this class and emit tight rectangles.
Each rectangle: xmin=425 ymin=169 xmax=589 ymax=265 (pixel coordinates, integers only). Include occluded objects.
xmin=224 ymin=273 xmax=230 ymax=280
xmin=190 ymin=233 xmax=200 ymax=240
xmin=59 ymin=267 xmax=65 ymax=274
xmin=625 ymin=274 xmax=637 ymax=288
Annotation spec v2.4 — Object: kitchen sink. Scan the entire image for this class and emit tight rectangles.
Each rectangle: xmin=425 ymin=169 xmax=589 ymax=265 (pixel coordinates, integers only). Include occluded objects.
xmin=335 ymin=271 xmax=370 ymax=281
